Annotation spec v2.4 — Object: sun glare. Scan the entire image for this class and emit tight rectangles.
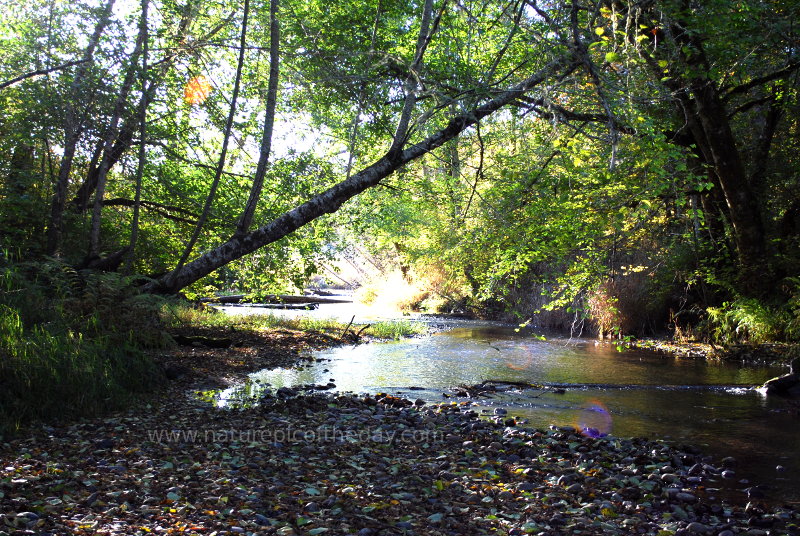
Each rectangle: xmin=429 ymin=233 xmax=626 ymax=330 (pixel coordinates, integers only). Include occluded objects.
xmin=184 ymin=75 xmax=212 ymax=105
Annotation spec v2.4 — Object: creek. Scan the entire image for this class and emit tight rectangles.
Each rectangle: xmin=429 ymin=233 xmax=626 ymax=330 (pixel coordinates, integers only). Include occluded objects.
xmin=215 ymin=305 xmax=799 ymax=503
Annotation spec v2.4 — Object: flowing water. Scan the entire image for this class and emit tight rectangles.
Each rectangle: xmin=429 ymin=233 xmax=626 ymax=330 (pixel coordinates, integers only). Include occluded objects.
xmin=214 ymin=308 xmax=800 ymax=503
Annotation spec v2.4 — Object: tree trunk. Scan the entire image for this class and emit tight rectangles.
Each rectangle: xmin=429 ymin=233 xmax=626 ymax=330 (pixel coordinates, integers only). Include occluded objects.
xmin=88 ymin=3 xmax=149 ymax=260
xmin=126 ymin=0 xmax=149 ymax=274
xmin=46 ymin=0 xmax=116 ymax=256
xmin=173 ymin=0 xmax=250 ymax=271
xmin=235 ymin=0 xmax=279 ymax=237
xmin=690 ymin=82 xmax=767 ymax=285
xmin=144 ymin=57 xmax=575 ymax=293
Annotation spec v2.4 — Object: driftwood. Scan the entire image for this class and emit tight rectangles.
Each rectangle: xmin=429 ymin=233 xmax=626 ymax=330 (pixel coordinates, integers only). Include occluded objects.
xmin=172 ymin=334 xmax=233 ymax=348
xmin=248 ymin=302 xmax=319 ymax=310
xmin=451 ymin=379 xmax=565 ymax=398
xmin=340 ymin=315 xmax=371 ymax=343
xmin=203 ymin=294 xmax=351 ymax=305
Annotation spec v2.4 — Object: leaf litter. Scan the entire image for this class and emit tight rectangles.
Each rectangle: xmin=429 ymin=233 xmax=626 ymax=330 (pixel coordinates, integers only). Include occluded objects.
xmin=2 ymin=327 xmax=799 ymax=535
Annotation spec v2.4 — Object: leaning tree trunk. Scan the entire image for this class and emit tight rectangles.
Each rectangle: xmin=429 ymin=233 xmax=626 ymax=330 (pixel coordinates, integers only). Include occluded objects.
xmin=144 ymin=57 xmax=576 ymax=294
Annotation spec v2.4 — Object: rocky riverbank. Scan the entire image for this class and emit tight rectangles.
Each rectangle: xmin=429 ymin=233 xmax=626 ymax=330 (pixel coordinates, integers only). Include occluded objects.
xmin=2 ymin=385 xmax=799 ymax=535
xmin=2 ymin=328 xmax=799 ymax=535
xmin=624 ymin=339 xmax=797 ymax=365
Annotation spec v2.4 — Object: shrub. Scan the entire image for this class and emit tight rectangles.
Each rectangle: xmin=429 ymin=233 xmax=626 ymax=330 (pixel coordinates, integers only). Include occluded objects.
xmin=705 ymin=298 xmax=788 ymax=344
xmin=0 ymin=260 xmax=165 ymax=435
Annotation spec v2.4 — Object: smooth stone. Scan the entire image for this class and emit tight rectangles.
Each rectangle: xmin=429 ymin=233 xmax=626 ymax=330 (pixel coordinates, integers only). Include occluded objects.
xmin=566 ymin=483 xmax=583 ymax=494
xmin=687 ymin=522 xmax=711 ymax=533
xmin=675 ymin=492 xmax=698 ymax=503
xmin=494 ymin=408 xmax=508 ymax=415
xmin=762 ymin=371 xmax=800 ymax=395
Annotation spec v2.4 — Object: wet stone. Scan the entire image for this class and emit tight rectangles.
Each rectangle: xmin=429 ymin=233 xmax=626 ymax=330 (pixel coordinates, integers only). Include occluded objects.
xmin=687 ymin=522 xmax=711 ymax=533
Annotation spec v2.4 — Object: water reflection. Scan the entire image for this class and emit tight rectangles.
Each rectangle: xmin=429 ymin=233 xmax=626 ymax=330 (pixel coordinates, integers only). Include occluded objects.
xmin=216 ymin=323 xmax=797 ymax=501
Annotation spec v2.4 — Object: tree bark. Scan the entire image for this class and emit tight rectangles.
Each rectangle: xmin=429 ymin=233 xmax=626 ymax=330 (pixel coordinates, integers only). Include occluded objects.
xmin=689 ymin=81 xmax=767 ymax=282
xmin=88 ymin=2 xmax=149 ymax=260
xmin=172 ymin=0 xmax=250 ymax=272
xmin=144 ymin=56 xmax=576 ymax=293
xmin=46 ymin=0 xmax=116 ymax=256
xmin=126 ymin=0 xmax=149 ymax=274
xmin=235 ymin=0 xmax=280 ymax=237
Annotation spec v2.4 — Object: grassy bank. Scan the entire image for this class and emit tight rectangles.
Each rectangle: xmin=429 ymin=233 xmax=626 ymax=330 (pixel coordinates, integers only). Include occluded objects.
xmin=0 ymin=262 xmax=169 ymax=436
xmin=0 ymin=260 xmax=427 ymax=436
xmin=165 ymin=303 xmax=428 ymax=341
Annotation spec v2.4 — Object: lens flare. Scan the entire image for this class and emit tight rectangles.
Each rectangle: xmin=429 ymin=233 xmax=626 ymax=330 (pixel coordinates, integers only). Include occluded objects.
xmin=184 ymin=75 xmax=212 ymax=105
xmin=575 ymin=399 xmax=612 ymax=438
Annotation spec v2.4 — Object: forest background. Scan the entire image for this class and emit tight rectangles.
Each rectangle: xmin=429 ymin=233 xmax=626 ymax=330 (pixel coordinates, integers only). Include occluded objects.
xmin=2 ymin=0 xmax=800 ymax=365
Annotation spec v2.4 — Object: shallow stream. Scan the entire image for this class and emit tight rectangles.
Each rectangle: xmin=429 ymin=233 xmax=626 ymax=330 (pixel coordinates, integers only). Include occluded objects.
xmin=215 ymin=306 xmax=799 ymax=503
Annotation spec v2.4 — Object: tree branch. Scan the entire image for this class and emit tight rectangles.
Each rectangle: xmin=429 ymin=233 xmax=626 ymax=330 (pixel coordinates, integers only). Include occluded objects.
xmin=0 ymin=60 xmax=89 ymax=90
xmin=722 ymin=60 xmax=800 ymax=101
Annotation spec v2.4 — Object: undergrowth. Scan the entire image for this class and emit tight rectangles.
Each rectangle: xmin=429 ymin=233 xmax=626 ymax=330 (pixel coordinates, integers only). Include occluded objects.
xmin=164 ymin=303 xmax=427 ymax=340
xmin=0 ymin=260 xmax=166 ymax=436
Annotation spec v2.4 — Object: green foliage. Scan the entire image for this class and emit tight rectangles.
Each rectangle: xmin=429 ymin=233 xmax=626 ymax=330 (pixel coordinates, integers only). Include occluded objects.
xmin=164 ymin=302 xmax=425 ymax=339
xmin=365 ymin=320 xmax=428 ymax=340
xmin=0 ymin=260 xmax=167 ymax=434
xmin=705 ymin=298 xmax=790 ymax=344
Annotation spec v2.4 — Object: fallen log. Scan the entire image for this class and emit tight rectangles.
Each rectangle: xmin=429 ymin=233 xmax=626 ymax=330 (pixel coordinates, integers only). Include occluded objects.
xmin=203 ymin=294 xmax=352 ymax=305
xmin=451 ymin=379 xmax=566 ymax=398
xmin=224 ymin=302 xmax=320 ymax=310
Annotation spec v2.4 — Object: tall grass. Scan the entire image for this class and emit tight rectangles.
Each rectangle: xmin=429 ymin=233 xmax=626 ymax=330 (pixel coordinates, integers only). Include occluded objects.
xmin=0 ymin=260 xmax=165 ymax=436
xmin=164 ymin=303 xmax=427 ymax=339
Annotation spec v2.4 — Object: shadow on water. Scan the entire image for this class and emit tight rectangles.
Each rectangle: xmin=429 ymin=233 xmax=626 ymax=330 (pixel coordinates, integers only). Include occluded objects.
xmin=209 ymin=321 xmax=799 ymax=503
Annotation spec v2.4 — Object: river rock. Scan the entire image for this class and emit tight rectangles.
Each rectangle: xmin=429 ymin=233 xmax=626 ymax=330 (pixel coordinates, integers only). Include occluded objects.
xmin=762 ymin=357 xmax=800 ymax=396
xmin=687 ymin=521 xmax=711 ymax=533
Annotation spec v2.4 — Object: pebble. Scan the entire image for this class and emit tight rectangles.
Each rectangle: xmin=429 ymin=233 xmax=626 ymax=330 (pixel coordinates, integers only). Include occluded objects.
xmin=494 ymin=408 xmax=508 ymax=415
xmin=254 ymin=513 xmax=271 ymax=525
